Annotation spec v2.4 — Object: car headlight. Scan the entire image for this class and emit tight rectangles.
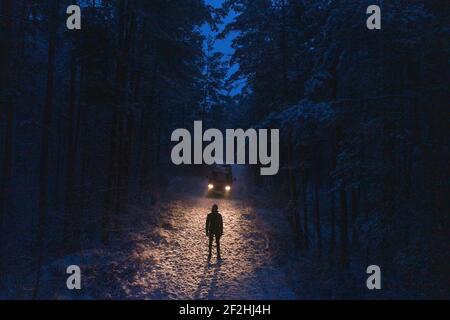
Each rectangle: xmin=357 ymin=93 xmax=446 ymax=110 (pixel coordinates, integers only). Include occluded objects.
xmin=208 ymin=184 xmax=214 ymax=190
xmin=225 ymin=186 xmax=231 ymax=191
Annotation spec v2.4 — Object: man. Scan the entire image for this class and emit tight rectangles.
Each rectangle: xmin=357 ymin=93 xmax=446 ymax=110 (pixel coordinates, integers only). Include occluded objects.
xmin=205 ymin=204 xmax=223 ymax=260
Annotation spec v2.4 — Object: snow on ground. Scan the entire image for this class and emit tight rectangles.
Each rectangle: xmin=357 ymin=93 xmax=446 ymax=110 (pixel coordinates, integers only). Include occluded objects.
xmin=123 ymin=196 xmax=296 ymax=300
xmin=40 ymin=168 xmax=299 ymax=299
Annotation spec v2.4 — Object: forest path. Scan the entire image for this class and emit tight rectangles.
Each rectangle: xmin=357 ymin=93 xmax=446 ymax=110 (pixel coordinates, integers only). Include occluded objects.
xmin=118 ymin=194 xmax=297 ymax=299
xmin=43 ymin=168 xmax=298 ymax=299
xmin=97 ymin=166 xmax=298 ymax=299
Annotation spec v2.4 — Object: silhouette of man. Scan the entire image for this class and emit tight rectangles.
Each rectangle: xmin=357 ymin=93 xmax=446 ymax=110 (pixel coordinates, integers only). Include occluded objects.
xmin=206 ymin=204 xmax=223 ymax=260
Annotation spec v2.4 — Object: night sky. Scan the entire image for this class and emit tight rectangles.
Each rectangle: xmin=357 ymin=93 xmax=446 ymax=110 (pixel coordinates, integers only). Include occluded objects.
xmin=203 ymin=0 xmax=242 ymax=95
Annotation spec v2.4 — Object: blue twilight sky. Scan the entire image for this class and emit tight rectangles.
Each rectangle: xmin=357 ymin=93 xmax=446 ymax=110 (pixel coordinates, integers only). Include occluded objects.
xmin=202 ymin=0 xmax=243 ymax=95
xmin=203 ymin=0 xmax=236 ymax=56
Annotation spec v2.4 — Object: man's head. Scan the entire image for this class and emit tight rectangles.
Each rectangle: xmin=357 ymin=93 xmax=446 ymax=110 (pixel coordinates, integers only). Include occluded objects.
xmin=212 ymin=204 xmax=218 ymax=213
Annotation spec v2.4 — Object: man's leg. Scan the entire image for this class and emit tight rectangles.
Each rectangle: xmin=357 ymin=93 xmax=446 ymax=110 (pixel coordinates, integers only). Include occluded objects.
xmin=208 ymin=235 xmax=214 ymax=259
xmin=216 ymin=235 xmax=221 ymax=259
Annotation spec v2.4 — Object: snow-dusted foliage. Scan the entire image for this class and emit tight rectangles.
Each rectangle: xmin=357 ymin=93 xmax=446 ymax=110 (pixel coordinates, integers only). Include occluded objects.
xmin=0 ymin=0 xmax=448 ymax=299
xmin=223 ymin=0 xmax=450 ymax=299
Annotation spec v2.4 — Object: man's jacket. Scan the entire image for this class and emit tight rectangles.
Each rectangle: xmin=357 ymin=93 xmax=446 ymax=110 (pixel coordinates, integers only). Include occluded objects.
xmin=206 ymin=212 xmax=223 ymax=236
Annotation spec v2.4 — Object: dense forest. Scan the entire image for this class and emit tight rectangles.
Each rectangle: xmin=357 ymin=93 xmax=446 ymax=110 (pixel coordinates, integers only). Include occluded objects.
xmin=222 ymin=0 xmax=449 ymax=297
xmin=224 ymin=0 xmax=450 ymax=297
xmin=0 ymin=0 xmax=448 ymax=299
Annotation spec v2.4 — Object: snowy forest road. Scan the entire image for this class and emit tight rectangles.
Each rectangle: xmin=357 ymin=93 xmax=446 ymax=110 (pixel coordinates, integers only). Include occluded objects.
xmin=124 ymin=195 xmax=297 ymax=300
xmin=44 ymin=167 xmax=299 ymax=299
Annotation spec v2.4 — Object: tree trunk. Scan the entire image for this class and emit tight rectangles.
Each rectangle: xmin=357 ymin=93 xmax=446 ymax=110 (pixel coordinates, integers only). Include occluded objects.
xmin=382 ymin=118 xmax=396 ymax=263
xmin=339 ymin=189 xmax=349 ymax=268
xmin=314 ymin=178 xmax=322 ymax=259
xmin=280 ymin=0 xmax=289 ymax=104
xmin=287 ymin=129 xmax=302 ymax=245
xmin=103 ymin=0 xmax=131 ymax=242
xmin=0 ymin=0 xmax=14 ymax=281
xmin=329 ymin=191 xmax=336 ymax=258
xmin=63 ymin=52 xmax=78 ymax=254
xmin=102 ymin=113 xmax=119 ymax=244
xmin=139 ymin=110 xmax=152 ymax=197
xmin=118 ymin=112 xmax=134 ymax=215
xmin=33 ymin=0 xmax=60 ymax=299
xmin=301 ymin=174 xmax=309 ymax=249
xmin=351 ymin=187 xmax=360 ymax=246
xmin=329 ymin=132 xmax=338 ymax=260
